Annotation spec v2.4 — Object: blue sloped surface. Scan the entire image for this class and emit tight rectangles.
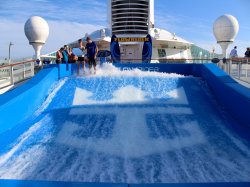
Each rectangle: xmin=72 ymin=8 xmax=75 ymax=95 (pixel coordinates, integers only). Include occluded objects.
xmin=0 ymin=75 xmax=249 ymax=183
xmin=0 ymin=64 xmax=249 ymax=186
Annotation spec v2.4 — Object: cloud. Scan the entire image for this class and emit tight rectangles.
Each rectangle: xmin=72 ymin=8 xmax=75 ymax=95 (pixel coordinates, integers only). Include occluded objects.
xmin=0 ymin=0 xmax=108 ymax=59
xmin=0 ymin=19 xmax=103 ymax=59
xmin=155 ymin=11 xmax=213 ymax=39
xmin=1 ymin=0 xmax=249 ymax=59
xmin=192 ymin=39 xmax=249 ymax=57
xmin=45 ymin=20 xmax=103 ymax=54
xmin=154 ymin=13 xmax=183 ymax=33
xmin=0 ymin=0 xmax=107 ymax=25
xmin=154 ymin=9 xmax=249 ymax=57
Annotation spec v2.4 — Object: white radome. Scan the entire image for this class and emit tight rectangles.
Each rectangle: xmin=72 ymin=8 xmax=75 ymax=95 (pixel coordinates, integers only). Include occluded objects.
xmin=24 ymin=16 xmax=49 ymax=44
xmin=213 ymin=14 xmax=239 ymax=69
xmin=213 ymin=14 xmax=239 ymax=43
xmin=24 ymin=16 xmax=49 ymax=63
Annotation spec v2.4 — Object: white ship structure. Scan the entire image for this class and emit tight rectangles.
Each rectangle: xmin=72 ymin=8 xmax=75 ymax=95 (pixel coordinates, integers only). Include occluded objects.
xmin=47 ymin=0 xmax=221 ymax=63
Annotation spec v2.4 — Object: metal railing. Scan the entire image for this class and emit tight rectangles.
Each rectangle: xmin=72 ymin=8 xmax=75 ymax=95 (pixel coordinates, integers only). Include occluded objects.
xmin=1 ymin=57 xmax=249 ymax=90
xmin=118 ymin=57 xmax=250 ymax=84
xmin=223 ymin=58 xmax=250 ymax=84
xmin=114 ymin=58 xmax=212 ymax=64
xmin=0 ymin=60 xmax=35 ymax=89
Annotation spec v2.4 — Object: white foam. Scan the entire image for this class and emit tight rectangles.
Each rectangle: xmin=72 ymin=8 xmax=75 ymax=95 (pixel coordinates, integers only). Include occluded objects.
xmin=35 ymin=78 xmax=68 ymax=115
xmin=73 ymin=86 xmax=188 ymax=106
xmin=0 ymin=115 xmax=51 ymax=166
xmin=79 ymin=63 xmax=185 ymax=78
xmin=57 ymin=105 xmax=198 ymax=158
xmin=167 ymin=87 xmax=188 ymax=105
xmin=73 ymin=88 xmax=93 ymax=105
xmin=112 ymin=85 xmax=148 ymax=103
xmin=56 ymin=120 xmax=205 ymax=158
xmin=73 ymin=85 xmax=148 ymax=105
xmin=0 ymin=145 xmax=47 ymax=179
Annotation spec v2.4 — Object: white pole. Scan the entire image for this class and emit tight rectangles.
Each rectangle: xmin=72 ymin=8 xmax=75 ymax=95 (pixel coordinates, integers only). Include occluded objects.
xmin=31 ymin=43 xmax=43 ymax=66
xmin=219 ymin=42 xmax=231 ymax=71
xmin=8 ymin=42 xmax=14 ymax=65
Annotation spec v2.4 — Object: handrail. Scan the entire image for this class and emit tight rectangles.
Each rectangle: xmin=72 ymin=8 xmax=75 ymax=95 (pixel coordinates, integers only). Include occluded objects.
xmin=0 ymin=59 xmax=35 ymax=69
xmin=0 ymin=59 xmax=36 ymax=90
xmin=224 ymin=58 xmax=250 ymax=86
xmin=1 ymin=57 xmax=248 ymax=67
xmin=1 ymin=57 xmax=249 ymax=89
xmin=119 ymin=58 xmax=213 ymax=61
xmin=118 ymin=57 xmax=250 ymax=61
xmin=230 ymin=57 xmax=250 ymax=63
xmin=111 ymin=57 xmax=250 ymax=85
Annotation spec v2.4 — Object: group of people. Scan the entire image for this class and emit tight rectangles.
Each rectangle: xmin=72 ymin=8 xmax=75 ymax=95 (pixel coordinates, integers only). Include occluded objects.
xmin=56 ymin=37 xmax=98 ymax=75
xmin=56 ymin=45 xmax=78 ymax=64
xmin=229 ymin=46 xmax=250 ymax=58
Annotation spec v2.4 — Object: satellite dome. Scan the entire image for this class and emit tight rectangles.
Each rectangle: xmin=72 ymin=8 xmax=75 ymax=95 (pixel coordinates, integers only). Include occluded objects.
xmin=213 ymin=14 xmax=239 ymax=43
xmin=24 ymin=16 xmax=49 ymax=44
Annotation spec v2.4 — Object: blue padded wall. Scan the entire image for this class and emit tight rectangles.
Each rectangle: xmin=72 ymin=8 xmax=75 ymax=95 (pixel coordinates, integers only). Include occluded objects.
xmin=201 ymin=64 xmax=250 ymax=128
xmin=0 ymin=67 xmax=58 ymax=134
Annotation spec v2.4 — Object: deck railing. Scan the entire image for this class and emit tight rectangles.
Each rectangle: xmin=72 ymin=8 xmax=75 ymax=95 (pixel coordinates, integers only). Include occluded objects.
xmin=0 ymin=60 xmax=35 ymax=89
xmin=223 ymin=58 xmax=250 ymax=84
xmin=118 ymin=57 xmax=250 ymax=84
xmin=1 ymin=57 xmax=249 ymax=90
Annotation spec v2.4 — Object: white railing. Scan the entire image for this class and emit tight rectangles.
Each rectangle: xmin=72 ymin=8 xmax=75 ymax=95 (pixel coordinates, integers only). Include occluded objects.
xmin=0 ymin=60 xmax=35 ymax=89
xmin=1 ymin=57 xmax=249 ymax=90
xmin=224 ymin=58 xmax=250 ymax=84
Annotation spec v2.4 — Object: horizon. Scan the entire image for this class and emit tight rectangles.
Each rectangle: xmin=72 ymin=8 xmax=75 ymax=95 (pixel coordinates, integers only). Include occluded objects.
xmin=0 ymin=0 xmax=249 ymax=59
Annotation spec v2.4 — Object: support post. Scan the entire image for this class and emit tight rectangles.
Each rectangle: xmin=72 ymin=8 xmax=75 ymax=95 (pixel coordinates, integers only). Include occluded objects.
xmin=10 ymin=65 xmax=14 ymax=85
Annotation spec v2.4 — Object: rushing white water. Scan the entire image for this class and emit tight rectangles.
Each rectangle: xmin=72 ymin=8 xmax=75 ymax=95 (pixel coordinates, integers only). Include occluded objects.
xmin=76 ymin=63 xmax=184 ymax=78
xmin=73 ymin=86 xmax=188 ymax=105
xmin=35 ymin=78 xmax=68 ymax=115
xmin=0 ymin=64 xmax=250 ymax=183
xmin=0 ymin=115 xmax=50 ymax=165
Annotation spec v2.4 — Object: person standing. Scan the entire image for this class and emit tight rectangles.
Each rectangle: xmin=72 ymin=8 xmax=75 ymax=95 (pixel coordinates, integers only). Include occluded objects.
xmin=245 ymin=47 xmax=250 ymax=58
xmin=77 ymin=39 xmax=86 ymax=75
xmin=62 ymin=45 xmax=69 ymax=64
xmin=229 ymin=46 xmax=238 ymax=58
xmin=85 ymin=37 xmax=98 ymax=74
xmin=68 ymin=47 xmax=78 ymax=64
xmin=78 ymin=39 xmax=85 ymax=51
xmin=56 ymin=48 xmax=63 ymax=64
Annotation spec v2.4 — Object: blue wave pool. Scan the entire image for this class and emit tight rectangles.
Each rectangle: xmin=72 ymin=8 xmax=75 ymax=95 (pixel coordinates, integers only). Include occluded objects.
xmin=0 ymin=69 xmax=250 ymax=183
xmin=0 ymin=68 xmax=250 ymax=185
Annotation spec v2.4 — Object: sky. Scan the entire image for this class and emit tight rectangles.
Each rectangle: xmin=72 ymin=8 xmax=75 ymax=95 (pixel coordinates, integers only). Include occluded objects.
xmin=0 ymin=0 xmax=249 ymax=59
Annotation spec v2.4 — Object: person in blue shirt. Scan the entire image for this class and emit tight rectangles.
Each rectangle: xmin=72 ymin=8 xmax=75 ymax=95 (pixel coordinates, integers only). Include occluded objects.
xmin=229 ymin=46 xmax=238 ymax=58
xmin=62 ymin=45 xmax=69 ymax=64
xmin=85 ymin=37 xmax=98 ymax=73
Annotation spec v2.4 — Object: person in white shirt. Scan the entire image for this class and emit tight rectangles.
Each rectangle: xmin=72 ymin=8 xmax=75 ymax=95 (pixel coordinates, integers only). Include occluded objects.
xmin=230 ymin=46 xmax=238 ymax=57
xmin=77 ymin=39 xmax=86 ymax=75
